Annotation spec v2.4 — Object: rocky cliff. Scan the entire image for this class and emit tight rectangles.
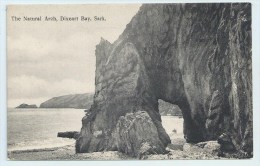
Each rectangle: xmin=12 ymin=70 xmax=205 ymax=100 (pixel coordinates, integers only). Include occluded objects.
xmin=76 ymin=3 xmax=252 ymax=157
xmin=40 ymin=93 xmax=93 ymax=109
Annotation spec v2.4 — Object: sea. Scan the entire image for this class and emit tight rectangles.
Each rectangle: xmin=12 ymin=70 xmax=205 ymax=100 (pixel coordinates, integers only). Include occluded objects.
xmin=7 ymin=108 xmax=183 ymax=151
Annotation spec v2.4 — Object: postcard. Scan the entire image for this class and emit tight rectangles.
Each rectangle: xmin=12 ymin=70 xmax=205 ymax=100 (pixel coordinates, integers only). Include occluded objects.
xmin=6 ymin=3 xmax=252 ymax=161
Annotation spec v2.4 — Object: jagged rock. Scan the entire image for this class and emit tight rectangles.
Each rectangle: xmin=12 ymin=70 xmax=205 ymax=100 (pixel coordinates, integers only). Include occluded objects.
xmin=40 ymin=93 xmax=93 ymax=109
xmin=16 ymin=103 xmax=37 ymax=108
xmin=77 ymin=3 xmax=252 ymax=156
xmin=57 ymin=131 xmax=80 ymax=139
xmin=115 ymin=111 xmax=167 ymax=157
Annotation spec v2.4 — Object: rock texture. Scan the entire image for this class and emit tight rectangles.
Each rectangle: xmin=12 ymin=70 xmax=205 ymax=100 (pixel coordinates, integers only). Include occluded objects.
xmin=217 ymin=133 xmax=236 ymax=152
xmin=183 ymin=141 xmax=221 ymax=156
xmin=77 ymin=3 xmax=252 ymax=156
xmin=16 ymin=104 xmax=37 ymax=108
xmin=115 ymin=111 xmax=167 ymax=157
xmin=40 ymin=93 xmax=93 ymax=109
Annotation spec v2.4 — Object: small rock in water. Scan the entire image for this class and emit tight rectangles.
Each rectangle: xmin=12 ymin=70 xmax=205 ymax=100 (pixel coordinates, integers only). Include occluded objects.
xmin=16 ymin=103 xmax=37 ymax=108
xmin=57 ymin=131 xmax=79 ymax=139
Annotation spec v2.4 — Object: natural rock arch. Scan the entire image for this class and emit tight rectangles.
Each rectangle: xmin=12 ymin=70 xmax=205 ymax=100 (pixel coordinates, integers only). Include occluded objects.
xmin=76 ymin=3 xmax=252 ymax=156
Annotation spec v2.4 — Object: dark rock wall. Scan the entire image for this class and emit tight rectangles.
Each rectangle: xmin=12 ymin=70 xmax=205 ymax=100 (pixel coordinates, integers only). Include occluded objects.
xmin=77 ymin=3 xmax=252 ymax=155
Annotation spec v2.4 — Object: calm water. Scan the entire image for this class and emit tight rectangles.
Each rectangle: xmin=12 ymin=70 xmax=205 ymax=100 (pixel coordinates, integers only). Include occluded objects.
xmin=8 ymin=108 xmax=85 ymax=151
xmin=8 ymin=108 xmax=183 ymax=151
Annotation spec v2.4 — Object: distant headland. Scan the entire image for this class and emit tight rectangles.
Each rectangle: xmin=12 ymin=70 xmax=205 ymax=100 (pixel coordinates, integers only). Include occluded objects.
xmin=39 ymin=93 xmax=94 ymax=109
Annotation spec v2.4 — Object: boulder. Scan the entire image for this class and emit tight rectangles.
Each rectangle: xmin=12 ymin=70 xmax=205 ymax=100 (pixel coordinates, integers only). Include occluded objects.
xmin=115 ymin=111 xmax=168 ymax=157
xmin=217 ymin=133 xmax=236 ymax=152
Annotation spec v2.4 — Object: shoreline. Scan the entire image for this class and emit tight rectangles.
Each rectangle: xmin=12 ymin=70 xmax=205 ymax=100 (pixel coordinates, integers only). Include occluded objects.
xmin=8 ymin=141 xmax=235 ymax=160
xmin=8 ymin=144 xmax=72 ymax=154
xmin=8 ymin=144 xmax=134 ymax=161
xmin=7 ymin=138 xmax=76 ymax=153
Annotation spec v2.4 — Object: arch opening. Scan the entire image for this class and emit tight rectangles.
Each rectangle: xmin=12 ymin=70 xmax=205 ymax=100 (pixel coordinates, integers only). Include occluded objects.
xmin=158 ymin=99 xmax=186 ymax=150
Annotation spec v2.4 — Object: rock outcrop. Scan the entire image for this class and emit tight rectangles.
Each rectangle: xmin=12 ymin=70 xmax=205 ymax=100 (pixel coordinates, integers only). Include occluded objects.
xmin=115 ymin=111 xmax=168 ymax=157
xmin=76 ymin=3 xmax=252 ymax=157
xmin=16 ymin=103 xmax=37 ymax=108
xmin=40 ymin=93 xmax=93 ymax=109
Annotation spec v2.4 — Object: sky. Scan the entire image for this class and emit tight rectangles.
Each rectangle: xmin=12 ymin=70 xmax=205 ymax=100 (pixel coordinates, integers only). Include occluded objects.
xmin=7 ymin=4 xmax=141 ymax=107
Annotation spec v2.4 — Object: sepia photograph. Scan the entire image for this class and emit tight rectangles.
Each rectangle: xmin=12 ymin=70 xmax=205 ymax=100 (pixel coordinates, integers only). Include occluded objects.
xmin=6 ymin=3 xmax=253 ymax=161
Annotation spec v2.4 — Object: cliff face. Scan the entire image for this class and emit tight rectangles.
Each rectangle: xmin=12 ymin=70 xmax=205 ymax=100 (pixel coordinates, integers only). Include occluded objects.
xmin=40 ymin=93 xmax=93 ymax=109
xmin=76 ymin=3 xmax=252 ymax=156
